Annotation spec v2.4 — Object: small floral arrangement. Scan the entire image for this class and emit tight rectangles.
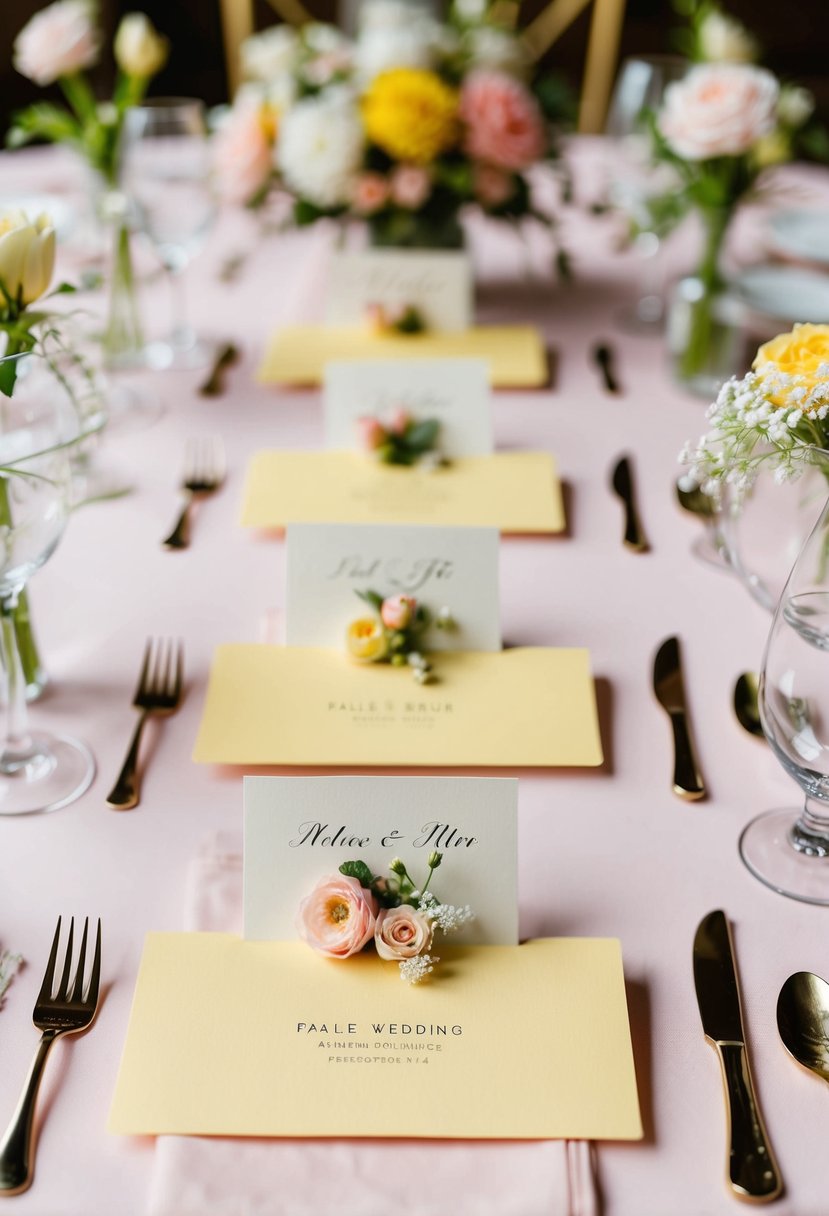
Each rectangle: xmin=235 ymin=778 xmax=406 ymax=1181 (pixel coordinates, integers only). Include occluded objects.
xmin=681 ymin=323 xmax=829 ymax=497
xmin=214 ymin=0 xmax=568 ymax=257
xmin=356 ymin=408 xmax=443 ymax=467
xmin=365 ymin=301 xmax=427 ymax=335
xmin=346 ymin=588 xmax=455 ymax=682
xmin=9 ymin=2 xmax=169 ymax=186
xmin=297 ymin=851 xmax=474 ymax=983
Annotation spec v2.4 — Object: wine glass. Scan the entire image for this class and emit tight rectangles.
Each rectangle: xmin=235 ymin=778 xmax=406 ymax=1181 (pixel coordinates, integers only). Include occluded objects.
xmin=605 ymin=55 xmax=688 ymax=331
xmin=120 ymin=98 xmax=217 ymax=371
xmin=739 ymin=491 xmax=829 ymax=902
xmin=0 ymin=386 xmax=95 ymax=815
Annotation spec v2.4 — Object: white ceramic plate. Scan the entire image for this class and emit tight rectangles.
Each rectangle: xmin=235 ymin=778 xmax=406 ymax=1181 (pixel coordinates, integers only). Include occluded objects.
xmin=769 ymin=209 xmax=829 ymax=266
xmin=734 ymin=265 xmax=829 ymax=324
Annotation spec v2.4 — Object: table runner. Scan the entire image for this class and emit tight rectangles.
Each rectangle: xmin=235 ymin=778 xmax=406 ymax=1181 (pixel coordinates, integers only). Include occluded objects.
xmin=146 ymin=834 xmax=600 ymax=1216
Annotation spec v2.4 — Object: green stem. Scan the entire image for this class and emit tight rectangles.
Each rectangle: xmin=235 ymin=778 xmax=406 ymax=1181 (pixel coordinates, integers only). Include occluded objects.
xmin=679 ymin=205 xmax=733 ymax=380
xmin=103 ymin=222 xmax=144 ymax=365
xmin=0 ymin=480 xmax=43 ymax=698
xmin=59 ymin=73 xmax=98 ymax=125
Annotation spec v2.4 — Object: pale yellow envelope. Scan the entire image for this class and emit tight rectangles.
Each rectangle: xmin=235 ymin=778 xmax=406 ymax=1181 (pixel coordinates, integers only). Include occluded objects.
xmin=192 ymin=645 xmax=603 ymax=768
xmin=258 ymin=326 xmax=549 ymax=388
xmin=241 ymin=451 xmax=564 ymax=533
xmin=109 ymin=934 xmax=642 ymax=1141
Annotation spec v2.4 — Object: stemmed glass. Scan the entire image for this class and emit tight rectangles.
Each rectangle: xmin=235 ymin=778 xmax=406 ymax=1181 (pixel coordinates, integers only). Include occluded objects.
xmin=0 ymin=386 xmax=95 ymax=814
xmin=605 ymin=55 xmax=688 ymax=331
xmin=740 ymin=491 xmax=829 ymax=902
xmin=120 ymin=98 xmax=216 ymax=370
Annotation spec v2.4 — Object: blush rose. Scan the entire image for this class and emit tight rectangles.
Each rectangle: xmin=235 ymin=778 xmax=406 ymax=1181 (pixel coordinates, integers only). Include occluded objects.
xmin=297 ymin=874 xmax=378 ymax=959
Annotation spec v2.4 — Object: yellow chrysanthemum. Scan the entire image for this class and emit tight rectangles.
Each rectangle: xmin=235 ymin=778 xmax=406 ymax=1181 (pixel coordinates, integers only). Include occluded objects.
xmin=362 ymin=69 xmax=458 ymax=165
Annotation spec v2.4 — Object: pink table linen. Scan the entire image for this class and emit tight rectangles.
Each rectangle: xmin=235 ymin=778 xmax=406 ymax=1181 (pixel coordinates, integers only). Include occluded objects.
xmin=1 ymin=141 xmax=829 ymax=1214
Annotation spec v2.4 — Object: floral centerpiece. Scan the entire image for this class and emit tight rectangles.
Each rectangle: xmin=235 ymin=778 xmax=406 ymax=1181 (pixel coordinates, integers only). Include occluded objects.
xmin=214 ymin=0 xmax=567 ymax=258
xmin=346 ymin=588 xmax=456 ymax=684
xmin=645 ymin=4 xmax=827 ymax=391
xmin=9 ymin=1 xmax=169 ymax=363
xmin=298 ymin=851 xmax=474 ymax=984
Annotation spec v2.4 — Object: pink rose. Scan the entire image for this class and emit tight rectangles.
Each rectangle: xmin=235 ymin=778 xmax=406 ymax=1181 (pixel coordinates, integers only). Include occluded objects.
xmin=375 ymin=906 xmax=434 ymax=961
xmin=380 ymin=594 xmax=416 ymax=630
xmin=214 ymin=98 xmax=274 ymax=205
xmin=459 ymin=71 xmax=546 ymax=172
xmin=473 ymin=163 xmax=514 ymax=208
xmin=387 ymin=406 xmax=410 ymax=434
xmin=356 ymin=415 xmax=386 ymax=451
xmin=14 ymin=0 xmax=100 ymax=86
xmin=390 ymin=164 xmax=431 ymax=210
xmin=297 ymin=874 xmax=378 ymax=959
xmin=352 ymin=172 xmax=390 ymax=216
xmin=658 ymin=64 xmax=779 ymax=160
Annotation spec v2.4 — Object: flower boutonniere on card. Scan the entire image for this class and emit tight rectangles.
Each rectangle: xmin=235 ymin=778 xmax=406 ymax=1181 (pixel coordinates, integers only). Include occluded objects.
xmin=346 ymin=588 xmax=456 ymax=683
xmin=356 ymin=408 xmax=445 ymax=468
xmin=298 ymin=851 xmax=474 ymax=983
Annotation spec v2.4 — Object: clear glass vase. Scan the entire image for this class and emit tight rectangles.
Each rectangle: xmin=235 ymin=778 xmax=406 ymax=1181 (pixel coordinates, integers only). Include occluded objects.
xmin=99 ymin=189 xmax=145 ymax=370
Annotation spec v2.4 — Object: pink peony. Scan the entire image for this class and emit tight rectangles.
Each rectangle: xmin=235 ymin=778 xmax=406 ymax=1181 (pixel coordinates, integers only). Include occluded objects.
xmin=459 ymin=71 xmax=546 ymax=172
xmin=14 ymin=0 xmax=100 ymax=86
xmin=658 ymin=64 xmax=779 ymax=160
xmin=380 ymin=594 xmax=416 ymax=630
xmin=214 ymin=98 xmax=274 ymax=205
xmin=473 ymin=163 xmax=515 ymax=208
xmin=375 ymin=906 xmax=434 ymax=961
xmin=352 ymin=172 xmax=390 ymax=216
xmin=390 ymin=164 xmax=431 ymax=210
xmin=356 ymin=415 xmax=386 ymax=451
xmin=297 ymin=874 xmax=378 ymax=959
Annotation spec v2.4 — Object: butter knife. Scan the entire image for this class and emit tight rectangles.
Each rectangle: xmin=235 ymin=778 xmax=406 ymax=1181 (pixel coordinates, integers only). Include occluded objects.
xmin=693 ymin=910 xmax=783 ymax=1203
xmin=199 ymin=342 xmax=239 ymax=396
xmin=653 ymin=635 xmax=706 ymax=800
xmin=610 ymin=455 xmax=649 ymax=552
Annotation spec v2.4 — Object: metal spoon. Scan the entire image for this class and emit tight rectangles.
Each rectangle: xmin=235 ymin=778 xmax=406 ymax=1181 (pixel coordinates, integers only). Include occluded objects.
xmin=675 ymin=477 xmax=731 ymax=569
xmin=199 ymin=342 xmax=240 ymax=397
xmin=675 ymin=478 xmax=716 ymax=520
xmin=734 ymin=672 xmax=763 ymax=738
xmin=777 ymin=971 xmax=829 ymax=1084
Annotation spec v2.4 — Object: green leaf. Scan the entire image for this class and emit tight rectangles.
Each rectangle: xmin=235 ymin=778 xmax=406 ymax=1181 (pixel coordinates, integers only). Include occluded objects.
xmin=355 ymin=588 xmax=384 ymax=612
xmin=339 ymin=860 xmax=374 ymax=888
xmin=404 ymin=419 xmax=440 ymax=453
xmin=45 ymin=282 xmax=78 ymax=298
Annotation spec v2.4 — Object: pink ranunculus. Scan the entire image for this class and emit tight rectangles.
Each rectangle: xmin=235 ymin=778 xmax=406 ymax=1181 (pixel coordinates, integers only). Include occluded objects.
xmin=352 ymin=172 xmax=390 ymax=216
xmin=380 ymin=594 xmax=416 ymax=630
xmin=375 ymin=905 xmax=434 ymax=961
xmin=297 ymin=874 xmax=378 ymax=959
xmin=387 ymin=406 xmax=410 ymax=434
xmin=14 ymin=0 xmax=100 ymax=86
xmin=214 ymin=99 xmax=274 ymax=205
xmin=658 ymin=64 xmax=779 ymax=161
xmin=459 ymin=71 xmax=546 ymax=172
xmin=356 ymin=415 xmax=386 ymax=451
xmin=390 ymin=164 xmax=431 ymax=210
xmin=473 ymin=163 xmax=515 ymax=208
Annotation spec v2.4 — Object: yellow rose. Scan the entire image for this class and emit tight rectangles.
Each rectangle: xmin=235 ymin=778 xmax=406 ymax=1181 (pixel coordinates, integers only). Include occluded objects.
xmin=754 ymin=323 xmax=829 ymax=408
xmin=346 ymin=617 xmax=388 ymax=662
xmin=362 ymin=69 xmax=458 ymax=165
xmin=0 ymin=210 xmax=55 ymax=314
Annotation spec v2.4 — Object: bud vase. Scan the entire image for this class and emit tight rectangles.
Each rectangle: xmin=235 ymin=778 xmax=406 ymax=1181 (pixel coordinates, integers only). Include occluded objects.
xmin=100 ymin=190 xmax=144 ymax=369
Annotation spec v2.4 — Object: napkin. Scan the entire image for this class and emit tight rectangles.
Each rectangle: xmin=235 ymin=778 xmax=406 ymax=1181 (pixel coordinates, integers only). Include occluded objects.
xmin=146 ymin=834 xmax=600 ymax=1216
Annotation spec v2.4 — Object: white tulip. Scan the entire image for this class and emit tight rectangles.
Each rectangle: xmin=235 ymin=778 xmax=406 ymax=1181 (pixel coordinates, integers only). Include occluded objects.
xmin=114 ymin=13 xmax=169 ymax=78
xmin=0 ymin=212 xmax=56 ymax=313
xmin=777 ymin=84 xmax=814 ymax=129
xmin=698 ymin=10 xmax=758 ymax=64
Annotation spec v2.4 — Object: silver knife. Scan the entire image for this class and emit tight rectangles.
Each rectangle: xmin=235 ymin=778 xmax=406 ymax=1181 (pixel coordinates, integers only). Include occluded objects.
xmin=610 ymin=456 xmax=649 ymax=552
xmin=653 ymin=635 xmax=706 ymax=801
xmin=693 ymin=910 xmax=783 ymax=1203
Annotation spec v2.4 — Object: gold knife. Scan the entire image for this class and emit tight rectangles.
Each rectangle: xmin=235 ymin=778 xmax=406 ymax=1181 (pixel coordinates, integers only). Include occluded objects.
xmin=610 ymin=455 xmax=649 ymax=552
xmin=653 ymin=635 xmax=706 ymax=800
xmin=693 ymin=910 xmax=783 ymax=1203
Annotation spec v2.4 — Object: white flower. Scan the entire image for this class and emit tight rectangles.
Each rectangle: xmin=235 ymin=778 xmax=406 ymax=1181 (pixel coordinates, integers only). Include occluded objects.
xmin=659 ymin=64 xmax=779 ymax=160
xmin=399 ymin=953 xmax=439 ymax=984
xmin=466 ymin=27 xmax=528 ymax=77
xmin=277 ymin=94 xmax=364 ymax=208
xmin=359 ymin=0 xmax=423 ymax=32
xmin=303 ymin=23 xmax=348 ymax=54
xmin=241 ymin=25 xmax=299 ymax=83
xmin=454 ymin=0 xmax=488 ymax=22
xmin=14 ymin=0 xmax=100 ymax=86
xmin=114 ymin=13 xmax=168 ymax=78
xmin=777 ymin=84 xmax=814 ymax=129
xmin=0 ymin=211 xmax=55 ymax=310
xmin=697 ymin=9 xmax=758 ymax=64
xmin=422 ymin=901 xmax=475 ymax=933
xmin=355 ymin=26 xmax=438 ymax=79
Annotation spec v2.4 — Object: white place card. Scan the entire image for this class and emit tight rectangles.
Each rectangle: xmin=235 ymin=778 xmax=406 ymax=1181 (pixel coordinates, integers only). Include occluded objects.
xmin=243 ymin=775 xmax=518 ymax=945
xmin=323 ymin=358 xmax=493 ymax=457
xmin=285 ymin=523 xmax=501 ymax=652
xmin=324 ymin=250 xmax=473 ymax=332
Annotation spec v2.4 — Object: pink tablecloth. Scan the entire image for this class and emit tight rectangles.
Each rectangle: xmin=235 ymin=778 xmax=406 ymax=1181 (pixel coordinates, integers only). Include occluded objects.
xmin=2 ymin=141 xmax=829 ymax=1215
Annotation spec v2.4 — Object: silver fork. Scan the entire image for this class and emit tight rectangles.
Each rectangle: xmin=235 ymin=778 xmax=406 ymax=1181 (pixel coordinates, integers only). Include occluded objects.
xmin=105 ymin=638 xmax=184 ymax=810
xmin=0 ymin=917 xmax=102 ymax=1196
xmin=162 ymin=436 xmax=225 ymax=550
